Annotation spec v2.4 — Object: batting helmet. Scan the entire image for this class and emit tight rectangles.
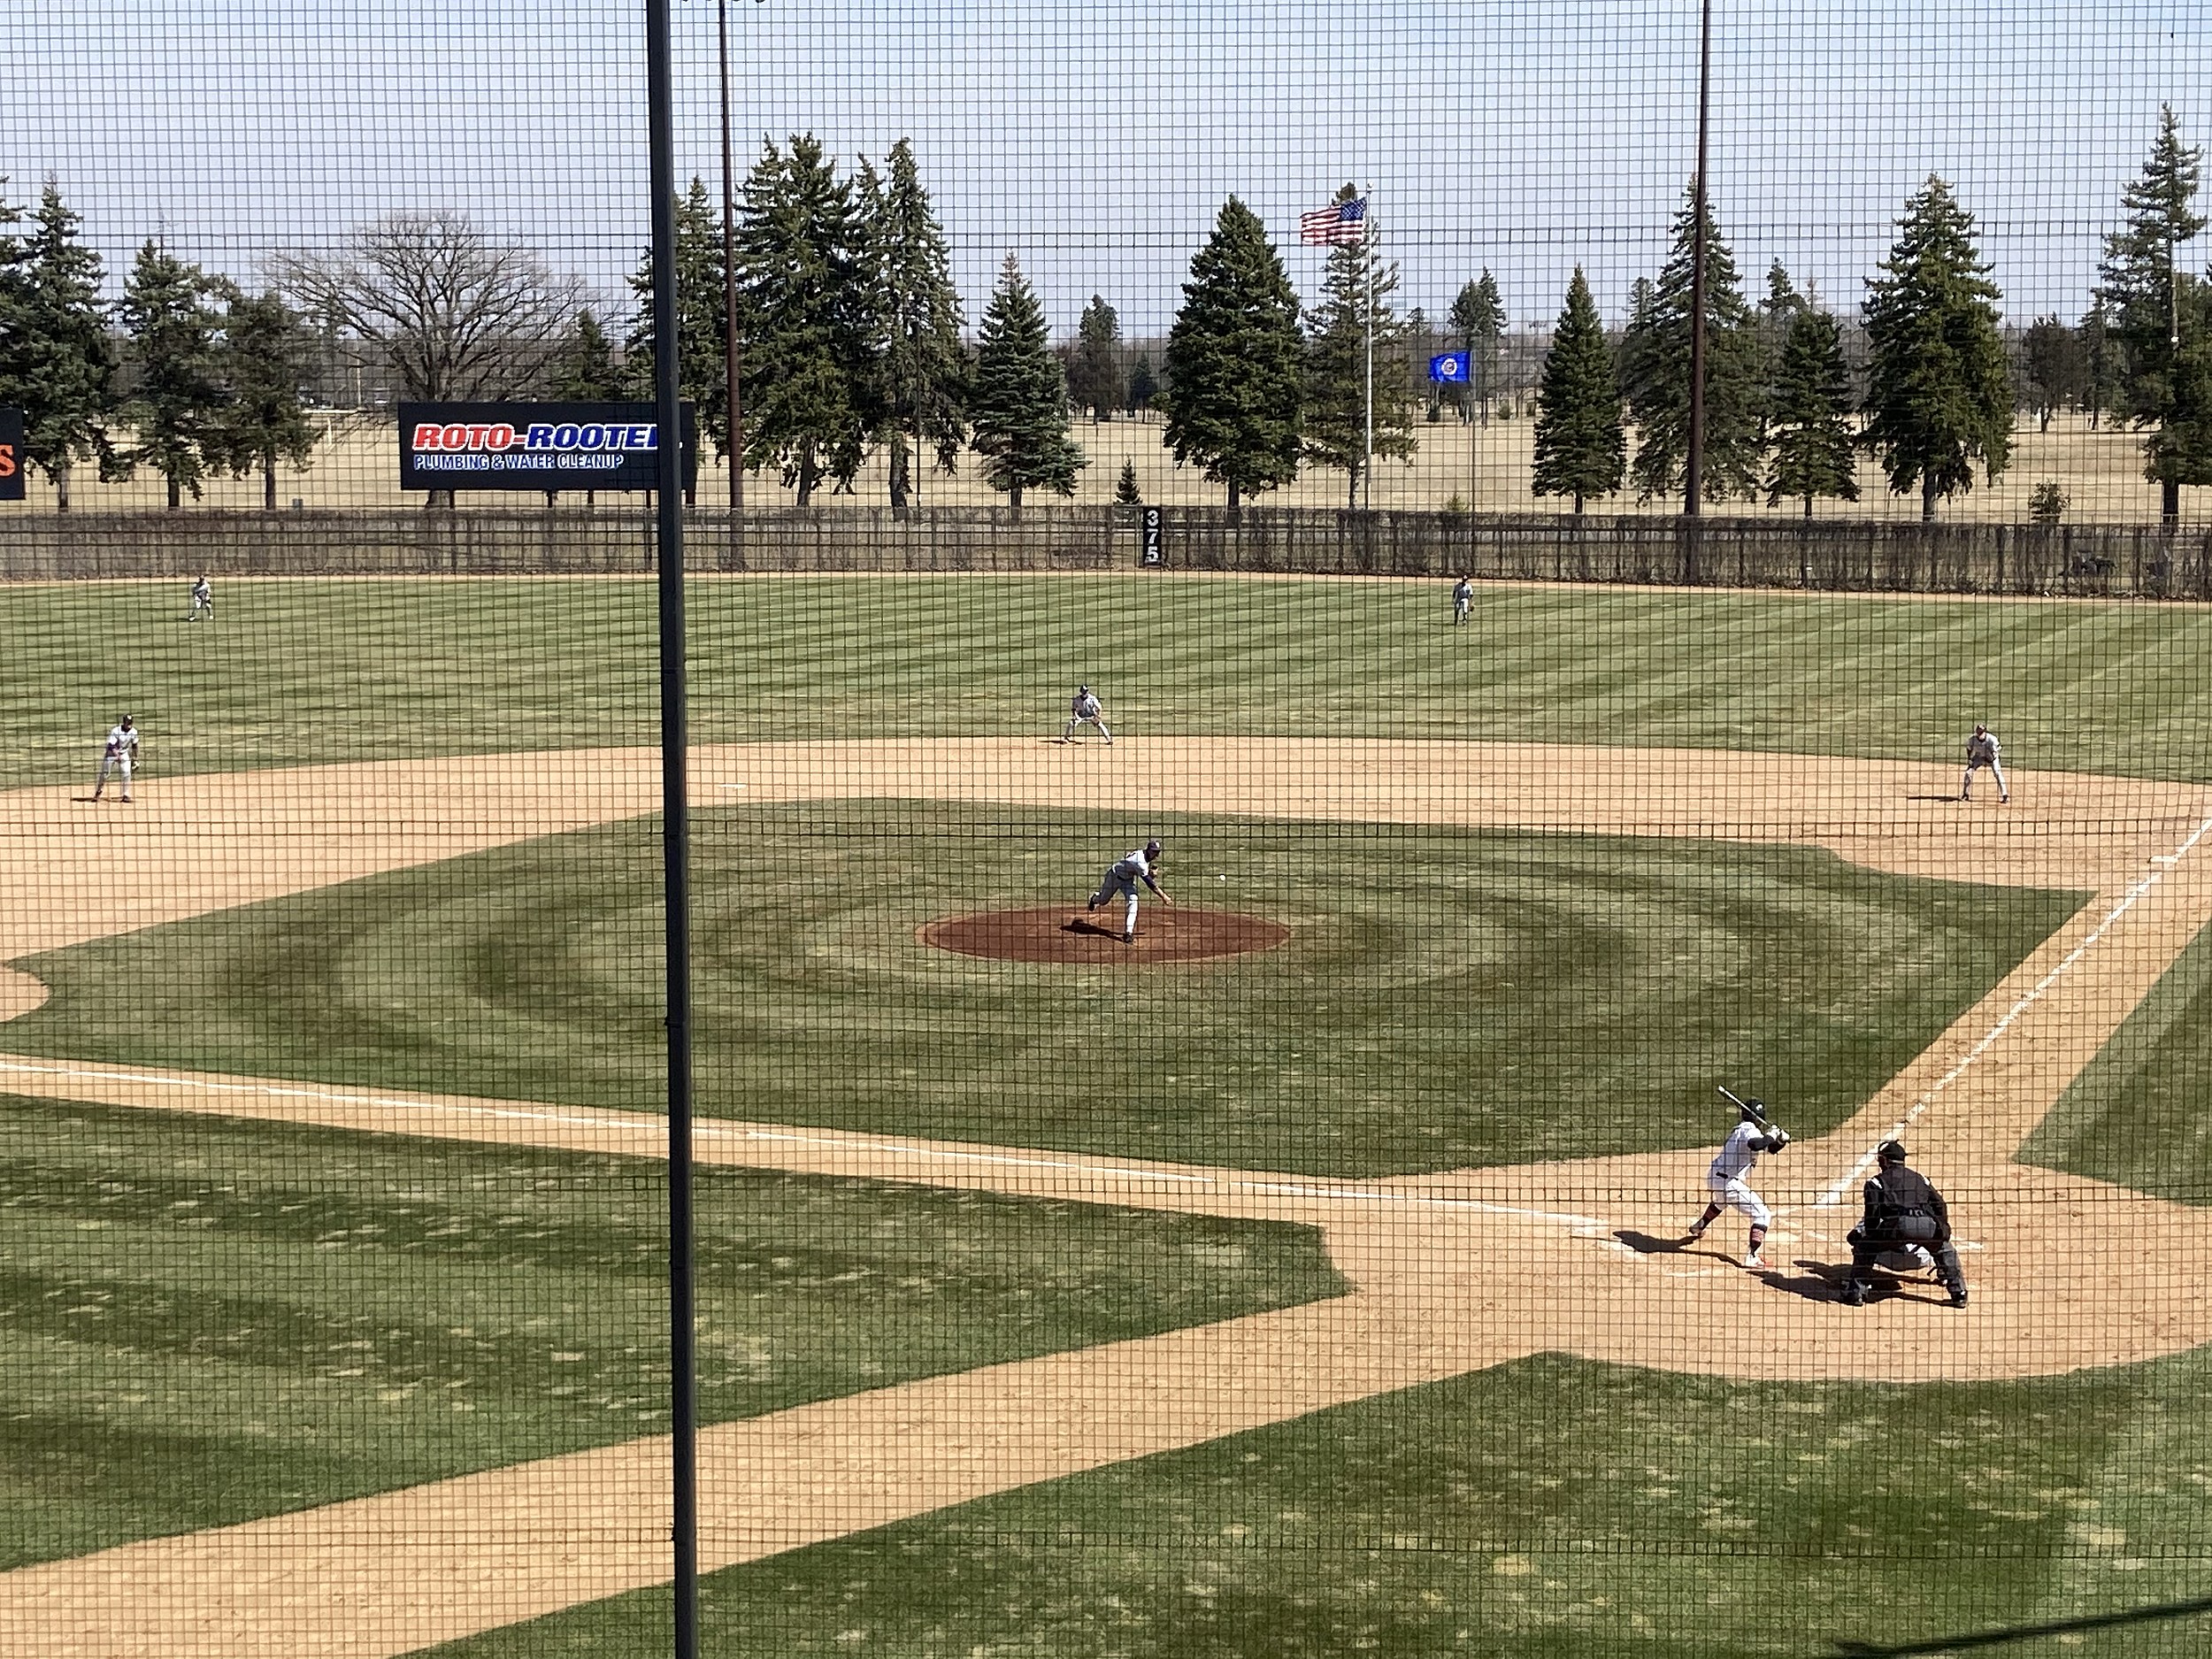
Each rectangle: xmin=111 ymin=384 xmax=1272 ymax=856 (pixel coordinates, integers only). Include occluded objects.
xmin=1877 ymin=1140 xmax=1908 ymax=1164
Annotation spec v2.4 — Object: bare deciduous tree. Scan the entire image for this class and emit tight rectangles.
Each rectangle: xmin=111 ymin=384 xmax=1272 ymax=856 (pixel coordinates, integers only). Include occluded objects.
xmin=273 ymin=211 xmax=586 ymax=404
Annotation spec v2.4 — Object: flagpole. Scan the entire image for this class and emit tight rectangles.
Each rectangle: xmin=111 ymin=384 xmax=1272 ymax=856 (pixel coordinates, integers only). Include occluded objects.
xmin=1363 ymin=181 xmax=1374 ymax=513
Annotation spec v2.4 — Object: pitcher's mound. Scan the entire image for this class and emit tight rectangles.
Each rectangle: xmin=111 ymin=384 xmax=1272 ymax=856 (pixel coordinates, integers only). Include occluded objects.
xmin=920 ymin=906 xmax=1291 ymax=964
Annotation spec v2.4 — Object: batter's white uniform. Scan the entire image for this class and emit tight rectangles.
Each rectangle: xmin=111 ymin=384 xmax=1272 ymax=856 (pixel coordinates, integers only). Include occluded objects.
xmin=1962 ymin=727 xmax=2007 ymax=802
xmin=1703 ymin=1120 xmax=1774 ymax=1229
xmin=1088 ymin=845 xmax=1165 ymax=938
xmin=1064 ymin=689 xmax=1111 ymax=745
xmin=93 ymin=721 xmax=139 ymax=802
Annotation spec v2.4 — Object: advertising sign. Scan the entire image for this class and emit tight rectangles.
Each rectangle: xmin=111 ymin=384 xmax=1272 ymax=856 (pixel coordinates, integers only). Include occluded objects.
xmin=398 ymin=402 xmax=697 ymax=493
xmin=0 ymin=408 xmax=23 ymax=502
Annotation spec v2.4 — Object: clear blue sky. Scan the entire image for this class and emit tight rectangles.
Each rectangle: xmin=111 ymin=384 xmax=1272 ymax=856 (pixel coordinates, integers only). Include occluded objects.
xmin=4 ymin=0 xmax=2204 ymax=335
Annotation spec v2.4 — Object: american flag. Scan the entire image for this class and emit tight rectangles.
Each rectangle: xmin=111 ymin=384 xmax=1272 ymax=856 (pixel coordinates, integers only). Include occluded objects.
xmin=1300 ymin=197 xmax=1367 ymax=245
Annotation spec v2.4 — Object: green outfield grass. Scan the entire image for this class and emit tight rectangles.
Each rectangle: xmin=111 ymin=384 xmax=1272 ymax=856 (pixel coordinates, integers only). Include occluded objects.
xmin=5 ymin=803 xmax=2079 ymax=1178
xmin=0 ymin=1097 xmax=1341 ymax=1570
xmin=3 ymin=577 xmax=2211 ymax=787
xmin=418 ymin=1348 xmax=2212 ymax=1659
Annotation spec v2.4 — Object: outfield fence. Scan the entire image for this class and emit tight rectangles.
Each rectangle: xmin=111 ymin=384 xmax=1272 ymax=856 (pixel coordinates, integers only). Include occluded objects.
xmin=9 ymin=507 xmax=2212 ymax=597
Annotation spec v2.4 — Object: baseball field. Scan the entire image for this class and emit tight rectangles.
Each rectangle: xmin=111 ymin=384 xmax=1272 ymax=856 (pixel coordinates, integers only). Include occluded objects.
xmin=4 ymin=573 xmax=2212 ymax=1656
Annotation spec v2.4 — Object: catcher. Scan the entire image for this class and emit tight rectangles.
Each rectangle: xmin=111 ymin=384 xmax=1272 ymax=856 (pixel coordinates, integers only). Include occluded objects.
xmin=1839 ymin=1141 xmax=1968 ymax=1309
xmin=1684 ymin=1091 xmax=1790 ymax=1268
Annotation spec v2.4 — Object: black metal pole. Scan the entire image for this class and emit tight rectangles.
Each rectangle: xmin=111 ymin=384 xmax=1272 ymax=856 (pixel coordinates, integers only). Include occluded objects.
xmin=718 ymin=0 xmax=744 ymax=559
xmin=643 ymin=0 xmax=697 ymax=1654
xmin=1685 ymin=0 xmax=1711 ymax=521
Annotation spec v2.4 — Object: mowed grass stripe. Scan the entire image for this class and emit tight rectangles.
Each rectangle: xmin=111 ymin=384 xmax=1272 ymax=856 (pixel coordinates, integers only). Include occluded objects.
xmin=4 ymin=804 xmax=2083 ymax=1178
xmin=416 ymin=1351 xmax=2207 ymax=1659
xmin=0 ymin=1097 xmax=1342 ymax=1570
xmin=5 ymin=578 xmax=2212 ymax=784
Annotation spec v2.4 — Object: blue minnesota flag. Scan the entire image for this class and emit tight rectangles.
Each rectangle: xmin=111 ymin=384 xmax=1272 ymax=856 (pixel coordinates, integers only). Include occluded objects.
xmin=1428 ymin=352 xmax=1471 ymax=384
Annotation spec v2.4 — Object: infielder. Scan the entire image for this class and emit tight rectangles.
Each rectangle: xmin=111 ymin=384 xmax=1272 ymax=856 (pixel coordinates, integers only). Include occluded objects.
xmin=1684 ymin=1096 xmax=1790 ymax=1268
xmin=1063 ymin=684 xmax=1112 ymax=745
xmin=1961 ymin=724 xmax=2007 ymax=803
xmin=1452 ymin=575 xmax=1473 ymax=625
xmin=1087 ymin=838 xmax=1171 ymax=942
xmin=188 ymin=574 xmax=213 ymax=622
xmin=92 ymin=714 xmax=140 ymax=803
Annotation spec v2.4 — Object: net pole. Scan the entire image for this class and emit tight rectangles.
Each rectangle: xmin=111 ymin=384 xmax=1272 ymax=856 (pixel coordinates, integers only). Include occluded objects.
xmin=1685 ymin=0 xmax=1711 ymax=522
xmin=644 ymin=0 xmax=699 ymax=1652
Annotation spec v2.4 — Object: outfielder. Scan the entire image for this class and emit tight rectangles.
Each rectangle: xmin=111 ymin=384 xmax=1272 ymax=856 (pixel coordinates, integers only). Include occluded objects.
xmin=1452 ymin=575 xmax=1473 ymax=625
xmin=188 ymin=574 xmax=212 ymax=622
xmin=91 ymin=714 xmax=140 ymax=803
xmin=1684 ymin=1094 xmax=1790 ymax=1268
xmin=1961 ymin=724 xmax=2007 ymax=803
xmin=1063 ymin=685 xmax=1111 ymax=745
xmin=1087 ymin=838 xmax=1171 ymax=943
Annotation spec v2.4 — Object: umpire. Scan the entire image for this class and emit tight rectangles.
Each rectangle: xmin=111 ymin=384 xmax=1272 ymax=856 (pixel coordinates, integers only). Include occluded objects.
xmin=1839 ymin=1141 xmax=1968 ymax=1309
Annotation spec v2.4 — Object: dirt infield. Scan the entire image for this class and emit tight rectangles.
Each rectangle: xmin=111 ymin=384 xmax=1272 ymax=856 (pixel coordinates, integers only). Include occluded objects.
xmin=919 ymin=904 xmax=1291 ymax=962
xmin=4 ymin=737 xmax=2211 ymax=1656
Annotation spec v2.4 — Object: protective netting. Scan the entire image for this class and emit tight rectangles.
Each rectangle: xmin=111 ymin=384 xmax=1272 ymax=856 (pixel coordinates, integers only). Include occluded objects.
xmin=3 ymin=4 xmax=2212 ymax=1657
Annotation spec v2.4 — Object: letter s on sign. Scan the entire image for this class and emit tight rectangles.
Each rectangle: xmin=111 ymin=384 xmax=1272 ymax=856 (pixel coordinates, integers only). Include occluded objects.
xmin=0 ymin=443 xmax=15 ymax=478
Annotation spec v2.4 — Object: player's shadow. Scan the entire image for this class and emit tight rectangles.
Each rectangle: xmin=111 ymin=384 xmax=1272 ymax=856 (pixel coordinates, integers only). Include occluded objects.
xmin=1612 ymin=1229 xmax=1686 ymax=1256
xmin=1904 ymin=792 xmax=1965 ymax=803
xmin=1063 ymin=918 xmax=1128 ymax=941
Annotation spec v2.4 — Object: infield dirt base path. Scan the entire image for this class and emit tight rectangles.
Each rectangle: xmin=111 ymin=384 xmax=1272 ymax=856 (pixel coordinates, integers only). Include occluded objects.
xmin=4 ymin=738 xmax=2211 ymax=1658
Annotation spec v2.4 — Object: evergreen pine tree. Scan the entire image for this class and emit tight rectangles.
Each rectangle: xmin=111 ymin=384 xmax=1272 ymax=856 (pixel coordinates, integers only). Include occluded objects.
xmin=2079 ymin=300 xmax=2121 ymax=430
xmin=119 ymin=239 xmax=232 ymax=510
xmin=872 ymin=139 xmax=967 ymax=509
xmin=1161 ymin=196 xmax=1304 ymax=510
xmin=551 ymin=310 xmax=623 ymax=400
xmin=2019 ymin=316 xmax=2086 ymax=434
xmin=0 ymin=181 xmax=118 ymax=511
xmin=1530 ymin=267 xmax=1624 ymax=513
xmin=213 ymin=288 xmax=321 ymax=511
xmin=1862 ymin=175 xmax=2013 ymax=520
xmin=1302 ymin=185 xmax=1417 ymax=508
xmin=1066 ymin=296 xmax=1123 ymax=423
xmin=2095 ymin=105 xmax=2212 ymax=525
xmin=732 ymin=136 xmax=873 ymax=505
xmin=1126 ymin=353 xmax=1158 ymax=415
xmin=969 ymin=253 xmax=1085 ymax=507
xmin=1618 ymin=182 xmax=1766 ymax=503
xmin=626 ymin=176 xmax=727 ymax=475
xmin=1115 ymin=457 xmax=1142 ymax=504
xmin=1448 ymin=270 xmax=1504 ymax=423
xmin=1764 ymin=305 xmax=1860 ymax=517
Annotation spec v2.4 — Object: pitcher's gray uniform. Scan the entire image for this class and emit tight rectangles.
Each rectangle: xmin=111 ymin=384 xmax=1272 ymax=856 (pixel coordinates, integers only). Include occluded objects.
xmin=1452 ymin=576 xmax=1473 ymax=625
xmin=92 ymin=715 xmax=139 ymax=803
xmin=1684 ymin=1103 xmax=1789 ymax=1267
xmin=1063 ymin=686 xmax=1112 ymax=745
xmin=1087 ymin=839 xmax=1171 ymax=941
xmin=1962 ymin=724 xmax=2007 ymax=803
xmin=188 ymin=575 xmax=212 ymax=622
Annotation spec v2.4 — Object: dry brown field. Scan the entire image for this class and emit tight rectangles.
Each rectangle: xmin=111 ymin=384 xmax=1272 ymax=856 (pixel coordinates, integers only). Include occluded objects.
xmin=4 ymin=410 xmax=2203 ymax=526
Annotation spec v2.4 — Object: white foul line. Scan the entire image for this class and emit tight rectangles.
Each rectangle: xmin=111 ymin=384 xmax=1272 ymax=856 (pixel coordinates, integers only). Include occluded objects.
xmin=1814 ymin=812 xmax=2212 ymax=1207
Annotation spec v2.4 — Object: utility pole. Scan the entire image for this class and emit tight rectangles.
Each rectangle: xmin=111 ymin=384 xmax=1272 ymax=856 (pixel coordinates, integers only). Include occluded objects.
xmin=1685 ymin=0 xmax=1712 ymax=520
xmin=718 ymin=0 xmax=745 ymax=565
